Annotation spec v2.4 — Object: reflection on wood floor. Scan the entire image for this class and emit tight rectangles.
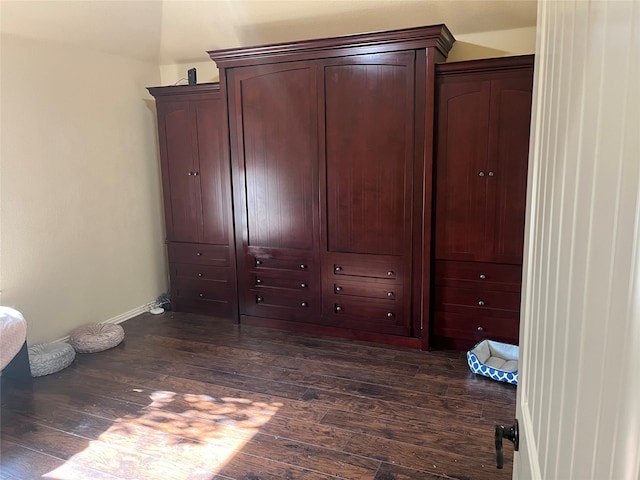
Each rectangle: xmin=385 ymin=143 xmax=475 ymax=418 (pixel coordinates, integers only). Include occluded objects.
xmin=1 ymin=312 xmax=516 ymax=479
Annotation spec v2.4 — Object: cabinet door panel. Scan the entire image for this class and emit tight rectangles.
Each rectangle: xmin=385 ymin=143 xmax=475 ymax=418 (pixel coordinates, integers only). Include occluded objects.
xmin=434 ymin=80 xmax=490 ymax=261
xmin=234 ymin=65 xmax=318 ymax=251
xmin=486 ymin=74 xmax=533 ymax=263
xmin=162 ymin=103 xmax=202 ymax=242
xmin=196 ymin=98 xmax=232 ymax=245
xmin=324 ymin=52 xmax=415 ymax=256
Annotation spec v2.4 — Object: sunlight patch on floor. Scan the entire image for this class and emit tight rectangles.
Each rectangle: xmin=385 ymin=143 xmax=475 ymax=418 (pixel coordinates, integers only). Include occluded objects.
xmin=44 ymin=390 xmax=281 ymax=479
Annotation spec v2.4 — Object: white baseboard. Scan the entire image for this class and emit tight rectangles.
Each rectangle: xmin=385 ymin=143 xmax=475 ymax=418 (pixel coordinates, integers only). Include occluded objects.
xmin=52 ymin=300 xmax=156 ymax=344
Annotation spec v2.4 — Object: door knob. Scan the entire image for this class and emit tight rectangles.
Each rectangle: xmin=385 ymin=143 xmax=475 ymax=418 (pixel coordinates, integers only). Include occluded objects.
xmin=495 ymin=419 xmax=519 ymax=469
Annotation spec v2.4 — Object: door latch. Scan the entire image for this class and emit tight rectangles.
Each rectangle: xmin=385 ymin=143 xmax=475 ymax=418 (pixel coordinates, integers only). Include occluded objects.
xmin=495 ymin=419 xmax=519 ymax=469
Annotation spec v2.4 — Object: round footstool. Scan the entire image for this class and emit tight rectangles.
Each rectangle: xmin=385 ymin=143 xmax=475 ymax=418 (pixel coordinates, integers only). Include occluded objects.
xmin=29 ymin=342 xmax=76 ymax=377
xmin=69 ymin=323 xmax=124 ymax=353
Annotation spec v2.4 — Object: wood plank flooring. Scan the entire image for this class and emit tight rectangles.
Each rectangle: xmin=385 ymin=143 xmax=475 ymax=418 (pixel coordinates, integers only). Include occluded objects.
xmin=0 ymin=312 xmax=517 ymax=479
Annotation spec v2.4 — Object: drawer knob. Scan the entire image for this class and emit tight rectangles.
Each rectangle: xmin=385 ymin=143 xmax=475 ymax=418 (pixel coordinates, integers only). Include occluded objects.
xmin=478 ymin=300 xmax=485 ymax=306
xmin=300 ymin=282 xmax=307 ymax=288
xmin=300 ymin=264 xmax=307 ymax=270
xmin=387 ymin=291 xmax=394 ymax=298
xmin=256 ymin=278 xmax=262 ymax=284
xmin=196 ymin=252 xmax=202 ymax=256
xmin=335 ymin=305 xmax=343 ymax=312
xmin=255 ymin=259 xmax=262 ymax=266
xmin=387 ymin=271 xmax=394 ymax=277
xmin=256 ymin=296 xmax=264 ymax=303
xmin=387 ymin=312 xmax=395 ymax=318
xmin=477 ymin=326 xmax=484 ymax=332
xmin=198 ymin=293 xmax=204 ymax=298
xmin=479 ymin=274 xmax=486 ymax=280
xmin=335 ymin=266 xmax=342 ymax=272
xmin=197 ymin=273 xmax=203 ymax=278
xmin=335 ymin=286 xmax=343 ymax=292
xmin=301 ymin=302 xmax=308 ymax=308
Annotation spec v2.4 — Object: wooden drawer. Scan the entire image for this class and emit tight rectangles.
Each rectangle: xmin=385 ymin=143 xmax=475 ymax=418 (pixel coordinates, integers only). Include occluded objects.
xmin=326 ymin=255 xmax=401 ymax=280
xmin=169 ymin=242 xmax=230 ymax=267
xmin=321 ymin=296 xmax=410 ymax=336
xmin=433 ymin=311 xmax=519 ymax=344
xmin=330 ymin=278 xmax=402 ymax=301
xmin=324 ymin=297 xmax=403 ymax=324
xmin=248 ymin=250 xmax=315 ymax=272
xmin=250 ymin=289 xmax=315 ymax=309
xmin=435 ymin=286 xmax=521 ymax=312
xmin=252 ymin=270 xmax=316 ymax=292
xmin=243 ymin=287 xmax=319 ymax=322
xmin=172 ymin=264 xmax=230 ymax=282
xmin=172 ymin=278 xmax=231 ymax=302
xmin=435 ymin=260 xmax=521 ymax=292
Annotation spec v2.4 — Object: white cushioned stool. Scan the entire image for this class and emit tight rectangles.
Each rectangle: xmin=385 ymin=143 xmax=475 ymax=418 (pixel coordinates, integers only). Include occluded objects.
xmin=69 ymin=323 xmax=124 ymax=353
xmin=28 ymin=342 xmax=76 ymax=377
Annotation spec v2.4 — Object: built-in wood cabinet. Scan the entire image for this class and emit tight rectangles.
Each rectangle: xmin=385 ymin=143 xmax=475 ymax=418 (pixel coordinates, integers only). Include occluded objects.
xmin=147 ymin=28 xmax=534 ymax=351
xmin=148 ymin=84 xmax=238 ymax=320
xmin=211 ymin=25 xmax=454 ymax=347
xmin=432 ymin=55 xmax=534 ymax=349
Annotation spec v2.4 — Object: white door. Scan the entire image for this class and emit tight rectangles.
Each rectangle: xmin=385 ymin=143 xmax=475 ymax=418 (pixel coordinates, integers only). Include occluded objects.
xmin=515 ymin=1 xmax=640 ymax=478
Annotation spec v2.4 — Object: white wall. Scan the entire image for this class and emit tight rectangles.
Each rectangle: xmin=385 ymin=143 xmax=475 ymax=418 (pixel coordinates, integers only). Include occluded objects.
xmin=516 ymin=0 xmax=640 ymax=478
xmin=0 ymin=33 xmax=168 ymax=344
xmin=448 ymin=26 xmax=536 ymax=62
xmin=157 ymin=26 xmax=536 ymax=86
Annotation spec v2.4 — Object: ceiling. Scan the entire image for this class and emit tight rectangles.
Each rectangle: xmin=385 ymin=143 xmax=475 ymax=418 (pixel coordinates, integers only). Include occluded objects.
xmin=0 ymin=0 xmax=537 ymax=64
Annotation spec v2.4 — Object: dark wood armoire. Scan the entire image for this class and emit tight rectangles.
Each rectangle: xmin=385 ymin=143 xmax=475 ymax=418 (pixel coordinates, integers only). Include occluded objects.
xmin=148 ymin=27 xmax=534 ymax=351
xmin=431 ymin=55 xmax=534 ymax=349
xmin=208 ymin=25 xmax=454 ymax=348
xmin=147 ymin=84 xmax=238 ymax=321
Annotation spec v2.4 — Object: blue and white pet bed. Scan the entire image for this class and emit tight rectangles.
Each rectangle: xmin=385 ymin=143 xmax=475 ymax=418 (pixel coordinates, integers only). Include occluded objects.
xmin=467 ymin=339 xmax=519 ymax=385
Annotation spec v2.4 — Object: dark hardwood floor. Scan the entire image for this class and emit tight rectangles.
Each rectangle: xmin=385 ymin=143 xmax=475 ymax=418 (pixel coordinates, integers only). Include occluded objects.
xmin=0 ymin=312 xmax=516 ymax=479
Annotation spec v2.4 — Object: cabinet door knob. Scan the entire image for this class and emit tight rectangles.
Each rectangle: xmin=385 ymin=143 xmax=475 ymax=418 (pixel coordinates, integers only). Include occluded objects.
xmin=477 ymin=326 xmax=484 ymax=332
xmin=478 ymin=300 xmax=485 ymax=306
xmin=387 ymin=312 xmax=395 ymax=318
xmin=335 ymin=286 xmax=343 ymax=292
xmin=335 ymin=305 xmax=343 ymax=312
xmin=387 ymin=271 xmax=394 ymax=277
xmin=300 ymin=302 xmax=308 ymax=308
xmin=187 ymin=172 xmax=194 ymax=176
xmin=300 ymin=264 xmax=307 ymax=269
xmin=479 ymin=171 xmax=486 ymax=177
xmin=479 ymin=274 xmax=486 ymax=280
xmin=256 ymin=278 xmax=262 ymax=284
xmin=387 ymin=291 xmax=394 ymax=298
xmin=300 ymin=282 xmax=307 ymax=288
xmin=196 ymin=252 xmax=202 ymax=256
xmin=256 ymin=296 xmax=264 ymax=303
xmin=198 ymin=293 xmax=204 ymax=298
xmin=197 ymin=273 xmax=203 ymax=278
xmin=255 ymin=259 xmax=262 ymax=266
xmin=335 ymin=266 xmax=342 ymax=272
xmin=488 ymin=171 xmax=495 ymax=177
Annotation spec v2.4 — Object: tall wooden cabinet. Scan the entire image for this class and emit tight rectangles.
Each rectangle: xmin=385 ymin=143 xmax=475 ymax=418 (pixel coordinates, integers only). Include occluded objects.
xmin=432 ymin=55 xmax=534 ymax=349
xmin=210 ymin=26 xmax=454 ymax=346
xmin=147 ymin=28 xmax=534 ymax=351
xmin=148 ymin=84 xmax=238 ymax=320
